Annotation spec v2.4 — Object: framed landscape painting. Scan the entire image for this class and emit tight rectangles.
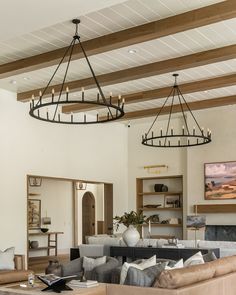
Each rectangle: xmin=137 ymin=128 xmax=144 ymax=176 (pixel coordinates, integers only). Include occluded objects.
xmin=205 ymin=161 xmax=236 ymax=200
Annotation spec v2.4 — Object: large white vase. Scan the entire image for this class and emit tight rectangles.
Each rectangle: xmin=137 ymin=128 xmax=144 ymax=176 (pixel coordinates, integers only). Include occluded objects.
xmin=123 ymin=225 xmax=140 ymax=247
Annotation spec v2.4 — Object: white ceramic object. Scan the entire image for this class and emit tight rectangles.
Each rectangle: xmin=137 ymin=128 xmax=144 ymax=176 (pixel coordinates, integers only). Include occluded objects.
xmin=122 ymin=225 xmax=140 ymax=247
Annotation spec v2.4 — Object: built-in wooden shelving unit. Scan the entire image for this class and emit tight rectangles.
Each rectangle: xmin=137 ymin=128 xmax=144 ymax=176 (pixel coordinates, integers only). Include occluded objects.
xmin=136 ymin=175 xmax=183 ymax=239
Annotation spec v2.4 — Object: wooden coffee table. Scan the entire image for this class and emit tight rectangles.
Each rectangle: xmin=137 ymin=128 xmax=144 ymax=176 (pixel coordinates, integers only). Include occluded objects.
xmin=0 ymin=282 xmax=106 ymax=295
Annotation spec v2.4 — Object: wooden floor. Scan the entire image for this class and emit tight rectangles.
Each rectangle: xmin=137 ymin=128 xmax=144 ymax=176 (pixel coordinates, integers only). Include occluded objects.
xmin=28 ymin=254 xmax=70 ymax=274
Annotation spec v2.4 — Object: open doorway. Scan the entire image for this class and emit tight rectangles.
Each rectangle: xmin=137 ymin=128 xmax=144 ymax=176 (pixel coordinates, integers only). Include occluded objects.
xmin=82 ymin=192 xmax=95 ymax=243
xmin=27 ymin=175 xmax=113 ymax=272
xmin=74 ymin=182 xmax=113 ymax=245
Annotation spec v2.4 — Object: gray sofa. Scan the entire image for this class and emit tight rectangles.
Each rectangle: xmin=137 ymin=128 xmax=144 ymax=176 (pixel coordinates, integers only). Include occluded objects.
xmin=61 ymin=256 xmax=119 ymax=283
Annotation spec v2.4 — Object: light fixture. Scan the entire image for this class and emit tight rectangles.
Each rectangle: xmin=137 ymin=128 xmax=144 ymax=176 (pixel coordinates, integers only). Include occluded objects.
xmin=28 ymin=177 xmax=42 ymax=187
xmin=75 ymin=182 xmax=87 ymax=190
xmin=128 ymin=49 xmax=137 ymax=54
xmin=141 ymin=74 xmax=212 ymax=148
xmin=29 ymin=19 xmax=125 ymax=124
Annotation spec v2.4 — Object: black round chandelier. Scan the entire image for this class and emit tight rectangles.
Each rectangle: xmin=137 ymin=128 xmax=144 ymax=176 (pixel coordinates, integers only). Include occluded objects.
xmin=29 ymin=19 xmax=125 ymax=124
xmin=142 ymin=74 xmax=212 ymax=148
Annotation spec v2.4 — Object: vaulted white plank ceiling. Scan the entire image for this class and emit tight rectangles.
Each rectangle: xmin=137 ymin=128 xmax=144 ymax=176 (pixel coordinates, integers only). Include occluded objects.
xmin=1 ymin=0 xmax=236 ymax=121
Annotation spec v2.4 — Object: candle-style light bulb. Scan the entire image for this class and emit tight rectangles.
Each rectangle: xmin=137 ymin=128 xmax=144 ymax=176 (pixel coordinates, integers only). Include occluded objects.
xmin=52 ymin=88 xmax=55 ymax=94
xmin=81 ymin=87 xmax=85 ymax=101
xmin=182 ymin=125 xmax=185 ymax=135
xmin=193 ymin=126 xmax=195 ymax=135
xmin=171 ymin=127 xmax=173 ymax=135
xmin=66 ymin=87 xmax=69 ymax=93
xmin=160 ymin=128 xmax=163 ymax=136
xmin=39 ymin=91 xmax=42 ymax=97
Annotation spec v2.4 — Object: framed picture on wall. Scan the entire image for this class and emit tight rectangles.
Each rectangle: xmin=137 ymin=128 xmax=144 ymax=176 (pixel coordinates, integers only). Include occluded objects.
xmin=28 ymin=199 xmax=41 ymax=229
xmin=205 ymin=161 xmax=236 ymax=200
xmin=164 ymin=195 xmax=181 ymax=208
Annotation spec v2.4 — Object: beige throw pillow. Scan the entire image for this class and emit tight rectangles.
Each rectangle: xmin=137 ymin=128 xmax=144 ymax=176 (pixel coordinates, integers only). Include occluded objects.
xmin=184 ymin=251 xmax=204 ymax=267
xmin=0 ymin=247 xmax=15 ymax=270
xmin=83 ymin=256 xmax=106 ymax=272
xmin=120 ymin=255 xmax=156 ymax=284
xmin=165 ymin=259 xmax=183 ymax=270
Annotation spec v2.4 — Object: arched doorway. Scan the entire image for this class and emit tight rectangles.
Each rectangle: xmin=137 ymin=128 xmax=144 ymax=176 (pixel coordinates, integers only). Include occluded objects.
xmin=82 ymin=191 xmax=95 ymax=243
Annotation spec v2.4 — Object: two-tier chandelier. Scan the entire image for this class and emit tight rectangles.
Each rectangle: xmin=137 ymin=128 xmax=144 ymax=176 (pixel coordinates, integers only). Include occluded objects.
xmin=142 ymin=74 xmax=212 ymax=148
xmin=29 ymin=19 xmax=125 ymax=124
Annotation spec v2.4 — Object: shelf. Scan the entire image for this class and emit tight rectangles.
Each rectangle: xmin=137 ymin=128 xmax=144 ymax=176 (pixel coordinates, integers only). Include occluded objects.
xmin=137 ymin=175 xmax=183 ymax=180
xmin=29 ymin=246 xmax=55 ymax=251
xmin=139 ymin=207 xmax=182 ymax=211
xmin=28 ymin=193 xmax=41 ymax=196
xmin=194 ymin=204 xmax=236 ymax=213
xmin=143 ymin=223 xmax=182 ymax=228
xmin=29 ymin=231 xmax=63 ymax=236
xmin=138 ymin=192 xmax=182 ymax=196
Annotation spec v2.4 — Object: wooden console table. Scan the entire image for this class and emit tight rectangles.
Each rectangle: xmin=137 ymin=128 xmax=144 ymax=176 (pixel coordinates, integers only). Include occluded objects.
xmin=110 ymin=246 xmax=220 ymax=263
xmin=28 ymin=231 xmax=63 ymax=256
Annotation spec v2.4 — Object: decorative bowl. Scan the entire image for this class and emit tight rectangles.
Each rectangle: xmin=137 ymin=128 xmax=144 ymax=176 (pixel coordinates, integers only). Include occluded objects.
xmin=40 ymin=228 xmax=49 ymax=233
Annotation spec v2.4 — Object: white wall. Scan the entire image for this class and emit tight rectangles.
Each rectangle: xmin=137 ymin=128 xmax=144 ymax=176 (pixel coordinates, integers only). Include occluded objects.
xmin=28 ymin=179 xmax=73 ymax=256
xmin=127 ymin=106 xmax=236 ymax=240
xmin=186 ymin=106 xmax=236 ymax=239
xmin=127 ymin=117 xmax=187 ymax=238
xmin=0 ymin=89 xmax=128 ymax=254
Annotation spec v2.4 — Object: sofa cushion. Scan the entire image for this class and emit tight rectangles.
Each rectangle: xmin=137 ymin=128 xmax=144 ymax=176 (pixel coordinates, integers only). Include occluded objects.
xmin=83 ymin=256 xmax=106 ymax=272
xmin=184 ymin=251 xmax=204 ymax=267
xmin=0 ymin=247 xmax=15 ymax=270
xmin=120 ymin=255 xmax=156 ymax=284
xmin=165 ymin=259 xmax=183 ymax=270
xmin=211 ymin=255 xmax=236 ymax=277
xmin=87 ymin=236 xmax=122 ymax=246
xmin=62 ymin=257 xmax=83 ymax=277
xmin=124 ymin=263 xmax=166 ymax=287
xmin=0 ymin=270 xmax=31 ymax=285
xmin=155 ymin=262 xmax=215 ymax=289
xmin=203 ymin=251 xmax=217 ymax=262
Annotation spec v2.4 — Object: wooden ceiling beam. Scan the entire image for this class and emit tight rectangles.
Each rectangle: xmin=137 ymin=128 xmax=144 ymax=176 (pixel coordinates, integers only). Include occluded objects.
xmin=117 ymin=95 xmax=236 ymax=121
xmin=18 ymin=44 xmax=236 ymax=102
xmin=2 ymin=0 xmax=236 ymax=79
xmin=61 ymin=73 xmax=236 ymax=113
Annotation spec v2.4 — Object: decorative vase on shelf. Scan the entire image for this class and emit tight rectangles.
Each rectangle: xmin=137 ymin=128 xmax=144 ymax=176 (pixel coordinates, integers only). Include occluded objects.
xmin=30 ymin=241 xmax=39 ymax=249
xmin=122 ymin=225 xmax=140 ymax=247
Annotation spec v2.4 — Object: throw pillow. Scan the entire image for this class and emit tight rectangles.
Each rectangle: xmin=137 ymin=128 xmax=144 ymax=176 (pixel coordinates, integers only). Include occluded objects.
xmin=184 ymin=251 xmax=204 ymax=267
xmin=202 ymin=251 xmax=217 ymax=262
xmin=124 ymin=262 xmax=166 ymax=287
xmin=83 ymin=256 xmax=106 ymax=272
xmin=120 ymin=255 xmax=156 ymax=284
xmin=0 ymin=247 xmax=15 ymax=270
xmin=165 ymin=259 xmax=183 ymax=270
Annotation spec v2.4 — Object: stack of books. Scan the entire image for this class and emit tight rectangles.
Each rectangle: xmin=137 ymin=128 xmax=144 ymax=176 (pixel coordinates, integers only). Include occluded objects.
xmin=69 ymin=280 xmax=99 ymax=288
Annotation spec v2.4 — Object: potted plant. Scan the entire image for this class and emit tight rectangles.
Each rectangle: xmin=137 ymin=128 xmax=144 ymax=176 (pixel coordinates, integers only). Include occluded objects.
xmin=114 ymin=211 xmax=147 ymax=246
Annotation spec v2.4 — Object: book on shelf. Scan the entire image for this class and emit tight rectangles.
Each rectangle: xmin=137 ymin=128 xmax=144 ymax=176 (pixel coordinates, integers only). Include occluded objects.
xmin=37 ymin=274 xmax=77 ymax=286
xmin=69 ymin=280 xmax=99 ymax=288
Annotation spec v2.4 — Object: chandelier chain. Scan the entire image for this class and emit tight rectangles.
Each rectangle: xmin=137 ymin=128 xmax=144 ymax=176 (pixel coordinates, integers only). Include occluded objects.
xmin=78 ymin=39 xmax=113 ymax=118
xmin=146 ymin=87 xmax=175 ymax=136
xmin=53 ymin=38 xmax=76 ymax=120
